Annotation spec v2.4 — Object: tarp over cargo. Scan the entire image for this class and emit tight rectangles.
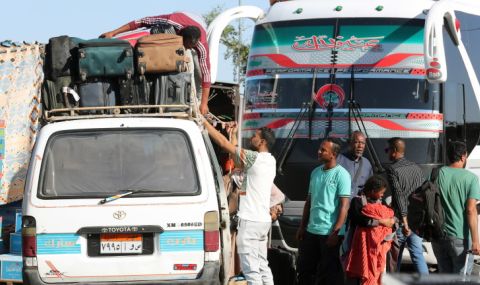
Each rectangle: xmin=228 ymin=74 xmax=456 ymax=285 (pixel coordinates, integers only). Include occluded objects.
xmin=0 ymin=42 xmax=43 ymax=204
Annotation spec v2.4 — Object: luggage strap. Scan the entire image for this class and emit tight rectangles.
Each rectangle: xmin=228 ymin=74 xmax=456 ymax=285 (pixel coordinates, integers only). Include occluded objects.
xmin=62 ymin=87 xmax=80 ymax=102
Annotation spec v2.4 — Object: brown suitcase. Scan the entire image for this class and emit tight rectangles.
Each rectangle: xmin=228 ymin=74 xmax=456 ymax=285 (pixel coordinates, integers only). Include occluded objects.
xmin=135 ymin=34 xmax=188 ymax=74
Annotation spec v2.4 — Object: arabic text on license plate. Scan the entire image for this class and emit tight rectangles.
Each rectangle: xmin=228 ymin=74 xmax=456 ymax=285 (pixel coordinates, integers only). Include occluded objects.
xmin=100 ymin=234 xmax=142 ymax=254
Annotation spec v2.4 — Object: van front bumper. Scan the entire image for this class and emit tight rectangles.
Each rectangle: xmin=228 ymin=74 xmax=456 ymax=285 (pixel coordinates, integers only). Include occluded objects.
xmin=23 ymin=261 xmax=221 ymax=285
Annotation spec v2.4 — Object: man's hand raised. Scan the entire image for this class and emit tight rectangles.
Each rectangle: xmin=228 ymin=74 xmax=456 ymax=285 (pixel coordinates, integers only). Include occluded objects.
xmin=99 ymin=31 xmax=116 ymax=39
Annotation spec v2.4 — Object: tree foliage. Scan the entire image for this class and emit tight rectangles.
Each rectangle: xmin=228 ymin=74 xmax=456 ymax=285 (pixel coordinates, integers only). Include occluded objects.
xmin=203 ymin=6 xmax=250 ymax=84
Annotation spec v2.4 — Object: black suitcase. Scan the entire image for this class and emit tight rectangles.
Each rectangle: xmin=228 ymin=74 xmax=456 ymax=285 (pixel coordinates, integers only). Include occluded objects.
xmin=42 ymin=76 xmax=79 ymax=113
xmin=118 ymin=78 xmax=153 ymax=113
xmin=268 ymin=247 xmax=297 ymax=285
xmin=119 ymin=78 xmax=152 ymax=105
xmin=45 ymin=36 xmax=83 ymax=80
xmin=152 ymin=73 xmax=191 ymax=107
xmin=78 ymin=80 xmax=117 ymax=114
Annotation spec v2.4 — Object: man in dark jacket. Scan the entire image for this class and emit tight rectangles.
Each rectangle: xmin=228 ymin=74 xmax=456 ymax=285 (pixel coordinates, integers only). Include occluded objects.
xmin=386 ymin=137 xmax=428 ymax=274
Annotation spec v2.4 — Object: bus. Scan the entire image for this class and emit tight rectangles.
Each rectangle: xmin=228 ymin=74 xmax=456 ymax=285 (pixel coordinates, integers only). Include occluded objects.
xmin=208 ymin=0 xmax=480 ymax=252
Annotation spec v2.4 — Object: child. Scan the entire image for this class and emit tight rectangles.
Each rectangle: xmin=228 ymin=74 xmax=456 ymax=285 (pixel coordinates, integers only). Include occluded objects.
xmin=344 ymin=175 xmax=396 ymax=285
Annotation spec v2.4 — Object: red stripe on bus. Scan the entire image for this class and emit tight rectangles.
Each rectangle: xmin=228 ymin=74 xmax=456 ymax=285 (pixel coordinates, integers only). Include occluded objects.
xmin=406 ymin=113 xmax=443 ymax=120
xmin=246 ymin=69 xmax=266 ymax=76
xmin=243 ymin=113 xmax=261 ymax=120
xmin=249 ymin=118 xmax=442 ymax=132
xmin=250 ymin=53 xmax=423 ymax=68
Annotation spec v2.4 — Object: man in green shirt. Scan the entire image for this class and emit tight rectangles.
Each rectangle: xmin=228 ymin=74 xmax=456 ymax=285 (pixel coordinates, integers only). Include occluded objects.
xmin=296 ymin=138 xmax=351 ymax=285
xmin=432 ymin=141 xmax=480 ymax=274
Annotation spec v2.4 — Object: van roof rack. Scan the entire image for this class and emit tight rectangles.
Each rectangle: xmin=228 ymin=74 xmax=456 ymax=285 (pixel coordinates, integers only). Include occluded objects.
xmin=44 ymin=104 xmax=199 ymax=122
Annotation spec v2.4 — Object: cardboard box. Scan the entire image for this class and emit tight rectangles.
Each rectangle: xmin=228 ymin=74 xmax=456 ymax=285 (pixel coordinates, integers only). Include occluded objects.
xmin=14 ymin=210 xmax=21 ymax=233
xmin=0 ymin=254 xmax=22 ymax=281
xmin=0 ymin=216 xmax=3 ymax=239
xmin=9 ymin=233 xmax=21 ymax=255
xmin=0 ymin=203 xmax=21 ymax=232
xmin=0 ymin=239 xmax=5 ymax=254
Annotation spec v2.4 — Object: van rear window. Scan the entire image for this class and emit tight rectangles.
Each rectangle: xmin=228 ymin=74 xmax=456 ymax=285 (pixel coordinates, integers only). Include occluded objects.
xmin=39 ymin=129 xmax=199 ymax=198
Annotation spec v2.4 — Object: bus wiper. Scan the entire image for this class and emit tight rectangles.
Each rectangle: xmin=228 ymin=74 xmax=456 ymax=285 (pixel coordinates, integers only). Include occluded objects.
xmin=308 ymin=68 xmax=317 ymax=140
xmin=324 ymin=20 xmax=340 ymax=138
xmin=348 ymin=66 xmax=384 ymax=173
xmin=277 ymin=102 xmax=309 ymax=175
xmin=310 ymin=19 xmax=339 ymax=139
xmin=99 ymin=189 xmax=158 ymax=205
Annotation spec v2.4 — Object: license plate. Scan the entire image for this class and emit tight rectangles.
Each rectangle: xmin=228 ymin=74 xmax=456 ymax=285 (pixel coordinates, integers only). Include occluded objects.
xmin=100 ymin=234 xmax=142 ymax=254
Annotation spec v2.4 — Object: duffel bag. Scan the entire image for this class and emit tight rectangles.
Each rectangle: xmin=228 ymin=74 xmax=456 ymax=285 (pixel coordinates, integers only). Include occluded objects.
xmin=42 ymin=76 xmax=80 ymax=113
xmin=136 ymin=34 xmax=187 ymax=74
xmin=152 ymin=73 xmax=191 ymax=108
xmin=77 ymin=38 xmax=134 ymax=81
xmin=45 ymin=36 xmax=83 ymax=80
xmin=78 ymin=80 xmax=117 ymax=114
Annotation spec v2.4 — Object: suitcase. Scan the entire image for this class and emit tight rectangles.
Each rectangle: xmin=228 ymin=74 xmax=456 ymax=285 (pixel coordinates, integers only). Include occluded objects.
xmin=77 ymin=38 xmax=134 ymax=81
xmin=135 ymin=34 xmax=187 ymax=74
xmin=152 ymin=73 xmax=191 ymax=109
xmin=118 ymin=78 xmax=153 ymax=112
xmin=267 ymin=247 xmax=297 ymax=285
xmin=78 ymin=81 xmax=117 ymax=114
xmin=42 ymin=76 xmax=79 ymax=112
xmin=45 ymin=36 xmax=83 ymax=80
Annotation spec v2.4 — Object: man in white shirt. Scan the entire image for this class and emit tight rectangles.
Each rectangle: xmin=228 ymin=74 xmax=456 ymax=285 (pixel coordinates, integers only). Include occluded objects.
xmin=203 ymin=120 xmax=276 ymax=285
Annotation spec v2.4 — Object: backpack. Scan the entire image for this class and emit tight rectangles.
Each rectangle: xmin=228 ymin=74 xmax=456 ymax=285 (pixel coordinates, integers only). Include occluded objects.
xmin=150 ymin=23 xmax=176 ymax=35
xmin=407 ymin=167 xmax=444 ymax=241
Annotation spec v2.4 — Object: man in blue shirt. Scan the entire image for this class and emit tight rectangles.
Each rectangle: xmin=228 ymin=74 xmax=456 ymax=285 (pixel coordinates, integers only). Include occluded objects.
xmin=296 ymin=138 xmax=351 ymax=285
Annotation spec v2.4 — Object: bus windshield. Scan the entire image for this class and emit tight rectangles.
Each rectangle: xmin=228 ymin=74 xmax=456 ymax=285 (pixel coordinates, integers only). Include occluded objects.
xmin=246 ymin=75 xmax=438 ymax=111
xmin=245 ymin=17 xmax=443 ymax=165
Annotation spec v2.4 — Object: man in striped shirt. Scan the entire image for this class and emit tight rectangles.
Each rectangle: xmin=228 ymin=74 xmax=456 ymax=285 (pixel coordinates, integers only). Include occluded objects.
xmin=203 ymin=119 xmax=276 ymax=285
xmin=101 ymin=12 xmax=211 ymax=115
xmin=385 ymin=137 xmax=429 ymax=274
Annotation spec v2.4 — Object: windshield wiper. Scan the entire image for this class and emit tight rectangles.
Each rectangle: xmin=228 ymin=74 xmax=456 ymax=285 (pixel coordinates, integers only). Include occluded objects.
xmin=99 ymin=189 xmax=158 ymax=205
xmin=277 ymin=102 xmax=309 ymax=175
xmin=348 ymin=66 xmax=384 ymax=173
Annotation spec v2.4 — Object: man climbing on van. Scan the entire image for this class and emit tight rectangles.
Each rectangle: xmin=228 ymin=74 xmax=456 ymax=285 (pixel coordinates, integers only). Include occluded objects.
xmin=203 ymin=119 xmax=276 ymax=285
xmin=100 ymin=12 xmax=211 ymax=115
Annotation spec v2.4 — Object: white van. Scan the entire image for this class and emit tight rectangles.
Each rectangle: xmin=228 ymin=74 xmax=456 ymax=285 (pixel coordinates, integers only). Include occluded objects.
xmin=22 ymin=117 xmax=231 ymax=284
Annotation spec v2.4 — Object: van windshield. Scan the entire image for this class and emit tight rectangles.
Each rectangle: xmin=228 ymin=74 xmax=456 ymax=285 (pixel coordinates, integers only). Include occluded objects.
xmin=39 ymin=129 xmax=199 ymax=198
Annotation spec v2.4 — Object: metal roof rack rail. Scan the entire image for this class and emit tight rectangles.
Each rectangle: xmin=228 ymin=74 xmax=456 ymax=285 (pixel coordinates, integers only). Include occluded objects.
xmin=44 ymin=104 xmax=196 ymax=122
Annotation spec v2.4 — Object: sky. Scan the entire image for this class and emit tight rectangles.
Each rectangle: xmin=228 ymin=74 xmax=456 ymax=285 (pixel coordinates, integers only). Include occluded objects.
xmin=1 ymin=0 xmax=269 ymax=83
